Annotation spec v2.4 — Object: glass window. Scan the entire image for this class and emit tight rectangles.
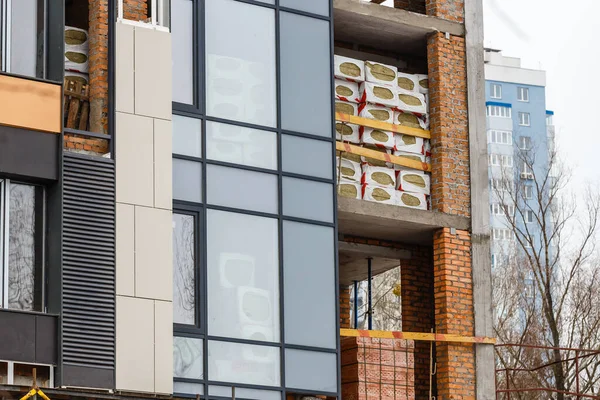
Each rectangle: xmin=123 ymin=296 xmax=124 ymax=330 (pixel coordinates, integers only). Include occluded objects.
xmin=526 ymin=210 xmax=534 ymax=223
xmin=173 ymin=115 xmax=202 ymax=158
xmin=173 ymin=213 xmax=196 ymax=325
xmin=520 ymin=136 xmax=532 ymax=150
xmin=173 ymin=381 xmax=204 ymax=395
xmin=490 ymin=83 xmax=502 ymax=99
xmin=280 ymin=0 xmax=330 ymax=16
xmin=486 ymin=106 xmax=511 ymax=118
xmin=524 ymin=185 xmax=533 ymax=199
xmin=207 ymin=210 xmax=279 ymax=342
xmin=206 ymin=121 xmax=277 ymax=170
xmin=8 ymin=0 xmax=44 ymax=77
xmin=174 ymin=337 xmax=204 ymax=379
xmin=488 ymin=130 xmax=512 ymax=145
xmin=206 ymin=0 xmax=276 ymax=128
xmin=283 ymin=221 xmax=335 ymax=348
xmin=172 ymin=0 xmax=194 ymax=104
xmin=280 ymin=12 xmax=331 ymax=137
xmin=282 ymin=178 xmax=333 ymax=223
xmin=173 ymin=159 xmax=202 ymax=203
xmin=207 ymin=165 xmax=278 ymax=214
xmin=234 ymin=388 xmax=281 ymax=400
xmin=208 ymin=341 xmax=280 ymax=387
xmin=282 ymin=135 xmax=333 ymax=179
xmin=285 ymin=349 xmax=337 ymax=393
xmin=518 ymin=87 xmax=529 ymax=102
xmin=519 ymin=112 xmax=530 ymax=126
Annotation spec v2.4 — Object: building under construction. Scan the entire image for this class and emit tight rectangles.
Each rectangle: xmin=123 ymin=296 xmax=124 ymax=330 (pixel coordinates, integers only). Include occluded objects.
xmin=0 ymin=0 xmax=493 ymax=399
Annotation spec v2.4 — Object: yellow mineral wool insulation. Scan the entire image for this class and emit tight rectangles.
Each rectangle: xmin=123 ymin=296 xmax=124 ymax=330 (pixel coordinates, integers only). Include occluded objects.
xmin=415 ymin=74 xmax=429 ymax=94
xmin=358 ymin=104 xmax=394 ymax=124
xmin=392 ymin=151 xmax=426 ymax=171
xmin=362 ymin=165 xmax=396 ymax=188
xmin=335 ymin=79 xmax=361 ymax=103
xmin=360 ymin=127 xmax=394 ymax=150
xmin=337 ymin=179 xmax=361 ymax=199
xmin=335 ymin=100 xmax=358 ymax=116
xmin=362 ymin=184 xmax=396 ymax=205
xmin=396 ymin=190 xmax=428 ymax=210
xmin=360 ymin=144 xmax=392 ymax=168
xmin=393 ymin=110 xmax=428 ymax=130
xmin=394 ymin=134 xmax=424 ymax=154
xmin=335 ymin=122 xmax=360 ymax=144
xmin=396 ymin=169 xmax=431 ymax=195
xmin=397 ymin=72 xmax=419 ymax=92
xmin=365 ymin=61 xmax=398 ymax=87
xmin=65 ymin=26 xmax=89 ymax=73
xmin=334 ymin=55 xmax=365 ymax=82
xmin=396 ymin=88 xmax=427 ymax=115
xmin=359 ymin=81 xmax=399 ymax=109
xmin=336 ymin=157 xmax=361 ymax=182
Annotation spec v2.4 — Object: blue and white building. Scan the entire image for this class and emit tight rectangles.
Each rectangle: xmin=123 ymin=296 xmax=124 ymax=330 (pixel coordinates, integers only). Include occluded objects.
xmin=484 ymin=49 xmax=554 ymax=270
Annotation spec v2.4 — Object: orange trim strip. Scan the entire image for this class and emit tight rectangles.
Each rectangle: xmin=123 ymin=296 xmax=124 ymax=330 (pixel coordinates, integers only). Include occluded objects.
xmin=336 ymin=112 xmax=431 ymax=139
xmin=340 ymin=328 xmax=496 ymax=344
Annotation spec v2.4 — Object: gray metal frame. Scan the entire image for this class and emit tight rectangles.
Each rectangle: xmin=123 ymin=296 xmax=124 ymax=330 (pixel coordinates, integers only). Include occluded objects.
xmin=172 ymin=0 xmax=340 ymax=398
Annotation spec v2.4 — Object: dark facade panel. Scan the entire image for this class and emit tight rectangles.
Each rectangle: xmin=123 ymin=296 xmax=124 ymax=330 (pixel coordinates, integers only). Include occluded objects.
xmin=0 ymin=125 xmax=59 ymax=181
xmin=0 ymin=310 xmax=58 ymax=365
xmin=61 ymin=153 xmax=115 ymax=389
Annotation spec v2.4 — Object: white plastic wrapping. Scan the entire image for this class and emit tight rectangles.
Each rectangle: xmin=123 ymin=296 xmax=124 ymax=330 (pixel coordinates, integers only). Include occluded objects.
xmin=362 ymin=165 xmax=396 ymax=188
xmin=335 ymin=79 xmax=361 ymax=103
xmin=396 ymin=190 xmax=428 ymax=210
xmin=394 ymin=134 xmax=424 ymax=154
xmin=65 ymin=26 xmax=89 ymax=73
xmin=334 ymin=55 xmax=365 ymax=82
xmin=396 ymin=88 xmax=427 ymax=115
xmin=396 ymin=169 xmax=431 ymax=195
xmin=362 ymin=184 xmax=396 ymax=205
xmin=364 ymin=60 xmax=398 ymax=87
xmin=359 ymin=104 xmax=394 ymax=124
xmin=396 ymin=72 xmax=419 ymax=92
xmin=361 ymin=145 xmax=392 ymax=168
xmin=394 ymin=111 xmax=428 ymax=130
xmin=359 ymin=81 xmax=399 ymax=109
xmin=336 ymin=157 xmax=361 ymax=182
xmin=393 ymin=151 xmax=427 ymax=171
xmin=337 ymin=179 xmax=362 ymax=200
xmin=415 ymin=74 xmax=429 ymax=94
xmin=335 ymin=122 xmax=360 ymax=144
xmin=64 ymin=71 xmax=89 ymax=85
xmin=361 ymin=127 xmax=394 ymax=150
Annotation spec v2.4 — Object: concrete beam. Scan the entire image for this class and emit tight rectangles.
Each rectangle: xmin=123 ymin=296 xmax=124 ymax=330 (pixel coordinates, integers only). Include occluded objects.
xmin=334 ymin=0 xmax=464 ymax=56
xmin=337 ymin=197 xmax=470 ymax=245
xmin=338 ymin=241 xmax=410 ymax=286
xmin=464 ymin=0 xmax=495 ymax=398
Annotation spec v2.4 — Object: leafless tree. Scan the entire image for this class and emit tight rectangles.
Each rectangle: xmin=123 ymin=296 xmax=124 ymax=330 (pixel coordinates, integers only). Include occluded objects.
xmin=491 ymin=140 xmax=600 ymax=399
xmin=352 ymin=266 xmax=403 ymax=331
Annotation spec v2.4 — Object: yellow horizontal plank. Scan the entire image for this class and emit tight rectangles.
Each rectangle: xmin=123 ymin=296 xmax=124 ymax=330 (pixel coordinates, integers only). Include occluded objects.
xmin=340 ymin=328 xmax=496 ymax=345
xmin=336 ymin=141 xmax=431 ymax=172
xmin=336 ymin=112 xmax=431 ymax=140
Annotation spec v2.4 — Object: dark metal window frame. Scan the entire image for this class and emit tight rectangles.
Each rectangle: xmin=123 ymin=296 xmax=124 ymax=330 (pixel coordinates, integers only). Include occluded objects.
xmin=172 ymin=0 xmax=340 ymax=398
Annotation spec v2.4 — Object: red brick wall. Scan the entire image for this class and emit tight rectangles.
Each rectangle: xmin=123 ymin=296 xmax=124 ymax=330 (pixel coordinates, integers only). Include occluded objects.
xmin=123 ymin=0 xmax=148 ymax=22
xmin=340 ymin=285 xmax=352 ymax=329
xmin=433 ymin=228 xmax=475 ymax=399
xmin=393 ymin=0 xmax=427 ymax=14
xmin=426 ymin=0 xmax=464 ymax=23
xmin=427 ymin=33 xmax=470 ymax=217
xmin=64 ymin=135 xmax=109 ymax=154
xmin=88 ymin=0 xmax=109 ymax=134
xmin=342 ymin=337 xmax=415 ymax=400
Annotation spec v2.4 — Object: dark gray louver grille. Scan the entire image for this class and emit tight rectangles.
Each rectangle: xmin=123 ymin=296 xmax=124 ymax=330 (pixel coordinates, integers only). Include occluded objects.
xmin=62 ymin=153 xmax=115 ymax=370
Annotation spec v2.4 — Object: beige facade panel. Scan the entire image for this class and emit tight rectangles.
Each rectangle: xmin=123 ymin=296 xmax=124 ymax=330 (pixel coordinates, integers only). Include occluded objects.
xmin=134 ymin=206 xmax=173 ymax=301
xmin=0 ymin=74 xmax=61 ymax=133
xmin=115 ymin=112 xmax=154 ymax=207
xmin=116 ymin=203 xmax=135 ymax=296
xmin=154 ymin=300 xmax=174 ymax=394
xmin=154 ymin=118 xmax=173 ymax=210
xmin=134 ymin=27 xmax=172 ymax=120
xmin=116 ymin=23 xmax=135 ymax=114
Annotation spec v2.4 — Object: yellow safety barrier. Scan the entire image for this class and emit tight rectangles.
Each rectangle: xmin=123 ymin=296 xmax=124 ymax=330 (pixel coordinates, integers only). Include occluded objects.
xmin=20 ymin=388 xmax=51 ymax=400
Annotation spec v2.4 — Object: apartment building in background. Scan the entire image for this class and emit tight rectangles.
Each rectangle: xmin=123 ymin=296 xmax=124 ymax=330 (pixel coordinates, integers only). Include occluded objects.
xmin=0 ymin=0 xmax=494 ymax=399
xmin=484 ymin=49 xmax=553 ymax=268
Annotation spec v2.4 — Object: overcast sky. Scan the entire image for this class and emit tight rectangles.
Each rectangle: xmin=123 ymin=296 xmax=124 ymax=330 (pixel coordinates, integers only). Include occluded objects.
xmin=483 ymin=0 xmax=600 ymax=192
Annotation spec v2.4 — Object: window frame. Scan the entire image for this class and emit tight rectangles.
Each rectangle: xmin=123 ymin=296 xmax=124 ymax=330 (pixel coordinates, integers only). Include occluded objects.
xmin=519 ymin=112 xmax=531 ymax=126
xmin=520 ymin=136 xmax=532 ymax=150
xmin=489 ymin=130 xmax=513 ymax=145
xmin=524 ymin=185 xmax=533 ymax=199
xmin=525 ymin=210 xmax=534 ymax=224
xmin=517 ymin=87 xmax=529 ymax=102
xmin=490 ymin=83 xmax=502 ymax=99
xmin=486 ymin=105 xmax=511 ymax=118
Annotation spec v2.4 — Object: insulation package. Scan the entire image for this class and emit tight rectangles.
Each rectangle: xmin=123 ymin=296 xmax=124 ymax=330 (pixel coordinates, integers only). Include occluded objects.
xmin=336 ymin=157 xmax=361 ymax=182
xmin=396 ymin=88 xmax=427 ymax=115
xmin=64 ymin=26 xmax=89 ymax=73
xmin=362 ymin=165 xmax=396 ymax=188
xmin=361 ymin=145 xmax=392 ymax=168
xmin=339 ymin=151 xmax=362 ymax=164
xmin=335 ymin=79 xmax=361 ymax=103
xmin=396 ymin=191 xmax=428 ymax=210
xmin=359 ymin=103 xmax=394 ymax=124
xmin=424 ymin=140 xmax=431 ymax=157
xmin=394 ymin=111 xmax=428 ymax=130
xmin=335 ymin=100 xmax=358 ymax=116
xmin=335 ymin=122 xmax=360 ymax=144
xmin=359 ymin=81 xmax=399 ymax=109
xmin=334 ymin=55 xmax=365 ymax=82
xmin=361 ymin=127 xmax=394 ymax=150
xmin=397 ymin=72 xmax=419 ymax=92
xmin=337 ymin=179 xmax=362 ymax=200
xmin=364 ymin=61 xmax=398 ymax=87
xmin=396 ymin=169 xmax=431 ymax=195
xmin=393 ymin=151 xmax=426 ymax=171
xmin=395 ymin=134 xmax=424 ymax=154
xmin=64 ymin=71 xmax=89 ymax=85
xmin=362 ymin=184 xmax=396 ymax=205
xmin=415 ymin=74 xmax=429 ymax=94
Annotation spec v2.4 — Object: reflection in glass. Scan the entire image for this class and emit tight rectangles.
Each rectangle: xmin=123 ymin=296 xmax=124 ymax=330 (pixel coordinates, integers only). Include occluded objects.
xmin=8 ymin=184 xmax=36 ymax=311
xmin=172 ymin=0 xmax=194 ymax=104
xmin=173 ymin=213 xmax=196 ymax=325
xmin=173 ymin=115 xmax=202 ymax=158
xmin=10 ymin=0 xmax=43 ymax=77
xmin=285 ymin=349 xmax=337 ymax=392
xmin=173 ymin=337 xmax=204 ymax=379
xmin=282 ymin=135 xmax=332 ymax=179
xmin=208 ymin=340 xmax=280 ymax=386
xmin=282 ymin=177 xmax=333 ymax=223
xmin=173 ymin=381 xmax=204 ymax=395
xmin=173 ymin=159 xmax=202 ymax=203
xmin=207 ymin=210 xmax=279 ymax=342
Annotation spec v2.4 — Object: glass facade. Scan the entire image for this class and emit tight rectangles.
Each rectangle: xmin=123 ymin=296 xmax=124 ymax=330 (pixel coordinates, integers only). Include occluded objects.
xmin=171 ymin=0 xmax=338 ymax=397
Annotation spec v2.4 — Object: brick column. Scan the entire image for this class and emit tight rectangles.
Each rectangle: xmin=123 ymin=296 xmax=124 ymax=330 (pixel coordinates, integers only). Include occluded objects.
xmin=433 ymin=228 xmax=475 ymax=400
xmin=88 ymin=0 xmax=109 ymax=134
xmin=401 ymin=246 xmax=435 ymax=399
xmin=425 ymin=0 xmax=464 ymax=23
xmin=340 ymin=285 xmax=352 ymax=329
xmin=123 ymin=0 xmax=148 ymax=21
xmin=427 ymin=32 xmax=470 ymax=218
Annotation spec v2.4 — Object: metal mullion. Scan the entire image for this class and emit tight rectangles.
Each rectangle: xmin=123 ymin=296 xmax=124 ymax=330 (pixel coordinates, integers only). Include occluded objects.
xmin=281 ymin=171 xmax=335 ymax=184
xmin=206 ymin=335 xmax=282 ymax=348
xmin=283 ymin=387 xmax=338 ymax=398
xmin=173 ymin=325 xmax=206 ymax=337
xmin=0 ymin=179 xmax=5 ymax=308
xmin=278 ymin=5 xmax=331 ymax=21
xmin=280 ymin=128 xmax=336 ymax=143
xmin=204 ymin=159 xmax=278 ymax=177
xmin=205 ymin=204 xmax=278 ymax=221
xmin=173 ymin=153 xmax=203 ymax=163
xmin=282 ymin=343 xmax=337 ymax=354
xmin=200 ymin=0 xmax=208 ymax=388
xmin=281 ymin=215 xmax=335 ymax=228
xmin=205 ymin=380 xmax=282 ymax=392
xmin=205 ymin=115 xmax=278 ymax=134
xmin=5 ymin=0 xmax=11 ymax=72
xmin=231 ymin=0 xmax=276 ymax=10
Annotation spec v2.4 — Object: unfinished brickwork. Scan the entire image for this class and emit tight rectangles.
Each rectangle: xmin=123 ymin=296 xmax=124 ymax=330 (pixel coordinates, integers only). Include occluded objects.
xmin=392 ymin=0 xmax=427 ymax=14
xmin=342 ymin=337 xmax=415 ymax=400
xmin=427 ymin=33 xmax=470 ymax=217
xmin=88 ymin=0 xmax=109 ymax=134
xmin=433 ymin=228 xmax=475 ymax=399
xmin=426 ymin=0 xmax=464 ymax=23
xmin=64 ymin=134 xmax=109 ymax=154
xmin=340 ymin=285 xmax=352 ymax=329
xmin=123 ymin=0 xmax=148 ymax=22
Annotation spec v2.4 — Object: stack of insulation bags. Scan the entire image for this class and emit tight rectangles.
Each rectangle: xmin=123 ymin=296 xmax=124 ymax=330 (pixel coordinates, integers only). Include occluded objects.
xmin=334 ymin=55 xmax=431 ymax=210
xmin=64 ymin=26 xmax=90 ymax=85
